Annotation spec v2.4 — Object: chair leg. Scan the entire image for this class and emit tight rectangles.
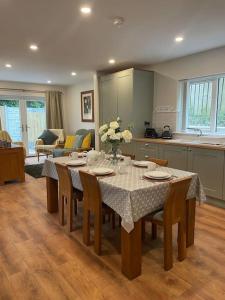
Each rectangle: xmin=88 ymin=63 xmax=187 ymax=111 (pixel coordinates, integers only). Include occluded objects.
xmin=74 ymin=198 xmax=77 ymax=215
xmin=152 ymin=223 xmax=157 ymax=240
xmin=119 ymin=216 xmax=122 ymax=227
xmin=83 ymin=208 xmax=90 ymax=246
xmin=102 ymin=215 xmax=106 ymax=224
xmin=111 ymin=212 xmax=115 ymax=229
xmin=58 ymin=195 xmax=64 ymax=226
xmin=178 ymin=220 xmax=186 ymax=261
xmin=164 ymin=223 xmax=173 ymax=271
xmin=94 ymin=213 xmax=102 ymax=255
xmin=66 ymin=196 xmax=73 ymax=233
xmin=142 ymin=219 xmax=146 ymax=240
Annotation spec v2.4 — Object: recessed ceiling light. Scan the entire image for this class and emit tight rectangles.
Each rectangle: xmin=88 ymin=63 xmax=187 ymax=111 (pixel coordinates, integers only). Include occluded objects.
xmin=47 ymin=80 xmax=52 ymax=84
xmin=175 ymin=36 xmax=184 ymax=43
xmin=71 ymin=72 xmax=77 ymax=76
xmin=109 ymin=59 xmax=115 ymax=64
xmin=5 ymin=63 xmax=12 ymax=68
xmin=80 ymin=6 xmax=91 ymax=14
xmin=112 ymin=17 xmax=125 ymax=27
xmin=29 ymin=44 xmax=38 ymax=51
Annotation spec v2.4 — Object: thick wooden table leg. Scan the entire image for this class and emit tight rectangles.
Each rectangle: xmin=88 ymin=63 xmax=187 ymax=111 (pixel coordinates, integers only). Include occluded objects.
xmin=186 ymin=198 xmax=196 ymax=247
xmin=46 ymin=177 xmax=58 ymax=213
xmin=121 ymin=219 xmax=142 ymax=280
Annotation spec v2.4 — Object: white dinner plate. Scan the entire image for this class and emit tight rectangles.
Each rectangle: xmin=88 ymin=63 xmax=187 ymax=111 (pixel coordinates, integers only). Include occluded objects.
xmin=144 ymin=170 xmax=171 ymax=180
xmin=133 ymin=161 xmax=150 ymax=167
xmin=65 ymin=160 xmax=86 ymax=167
xmin=91 ymin=167 xmax=114 ymax=175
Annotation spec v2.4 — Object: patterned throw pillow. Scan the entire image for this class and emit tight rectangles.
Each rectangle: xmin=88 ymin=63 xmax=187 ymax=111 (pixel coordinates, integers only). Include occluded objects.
xmin=81 ymin=132 xmax=92 ymax=149
xmin=64 ymin=136 xmax=76 ymax=149
xmin=38 ymin=130 xmax=58 ymax=145
xmin=74 ymin=135 xmax=84 ymax=149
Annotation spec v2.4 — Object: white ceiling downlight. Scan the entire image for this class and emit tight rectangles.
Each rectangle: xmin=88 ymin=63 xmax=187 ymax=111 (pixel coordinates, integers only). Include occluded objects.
xmin=29 ymin=44 xmax=38 ymax=51
xmin=175 ymin=36 xmax=184 ymax=43
xmin=108 ymin=59 xmax=115 ymax=64
xmin=80 ymin=6 xmax=91 ymax=14
xmin=71 ymin=72 xmax=77 ymax=76
xmin=5 ymin=63 xmax=12 ymax=68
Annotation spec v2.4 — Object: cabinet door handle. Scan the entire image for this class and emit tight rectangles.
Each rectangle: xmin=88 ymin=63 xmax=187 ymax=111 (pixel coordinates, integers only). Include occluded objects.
xmin=145 ymin=155 xmax=149 ymax=158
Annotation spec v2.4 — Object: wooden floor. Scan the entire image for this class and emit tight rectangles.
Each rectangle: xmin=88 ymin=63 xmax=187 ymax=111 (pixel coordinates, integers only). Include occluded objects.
xmin=0 ymin=176 xmax=225 ymax=300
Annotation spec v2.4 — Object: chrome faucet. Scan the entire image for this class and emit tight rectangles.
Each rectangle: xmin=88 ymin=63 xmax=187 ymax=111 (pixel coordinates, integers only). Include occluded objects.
xmin=187 ymin=127 xmax=203 ymax=137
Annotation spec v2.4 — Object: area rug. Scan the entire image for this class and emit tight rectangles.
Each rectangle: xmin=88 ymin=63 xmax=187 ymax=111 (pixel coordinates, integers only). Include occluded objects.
xmin=25 ymin=163 xmax=44 ymax=178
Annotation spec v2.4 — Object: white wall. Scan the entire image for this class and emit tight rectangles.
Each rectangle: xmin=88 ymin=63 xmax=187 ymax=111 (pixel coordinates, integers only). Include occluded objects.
xmin=147 ymin=46 xmax=225 ymax=130
xmin=64 ymin=79 xmax=95 ymax=134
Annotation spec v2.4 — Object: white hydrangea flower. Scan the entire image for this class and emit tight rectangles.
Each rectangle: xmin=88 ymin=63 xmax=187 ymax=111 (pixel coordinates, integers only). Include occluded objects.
xmin=99 ymin=124 xmax=108 ymax=134
xmin=107 ymin=128 xmax=115 ymax=136
xmin=101 ymin=133 xmax=108 ymax=142
xmin=109 ymin=121 xmax=119 ymax=130
xmin=109 ymin=133 xmax=121 ymax=140
xmin=122 ymin=130 xmax=132 ymax=143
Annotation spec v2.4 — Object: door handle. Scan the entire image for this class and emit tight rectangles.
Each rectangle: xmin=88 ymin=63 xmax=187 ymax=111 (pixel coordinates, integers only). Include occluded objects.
xmin=25 ymin=124 xmax=30 ymax=131
xmin=20 ymin=125 xmax=24 ymax=132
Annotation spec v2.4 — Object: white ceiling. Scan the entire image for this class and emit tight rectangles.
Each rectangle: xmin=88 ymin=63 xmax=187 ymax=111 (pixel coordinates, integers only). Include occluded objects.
xmin=0 ymin=0 xmax=225 ymax=85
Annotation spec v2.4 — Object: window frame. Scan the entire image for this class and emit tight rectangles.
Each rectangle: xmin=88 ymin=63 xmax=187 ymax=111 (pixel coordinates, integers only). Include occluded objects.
xmin=181 ymin=74 xmax=225 ymax=135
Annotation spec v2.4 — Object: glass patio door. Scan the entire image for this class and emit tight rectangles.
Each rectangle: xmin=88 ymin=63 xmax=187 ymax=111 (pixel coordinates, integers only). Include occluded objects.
xmin=0 ymin=95 xmax=46 ymax=156
xmin=24 ymin=99 xmax=46 ymax=155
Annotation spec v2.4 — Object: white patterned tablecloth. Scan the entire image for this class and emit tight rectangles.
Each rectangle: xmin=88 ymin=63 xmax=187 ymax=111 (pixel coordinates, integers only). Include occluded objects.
xmin=42 ymin=157 xmax=206 ymax=233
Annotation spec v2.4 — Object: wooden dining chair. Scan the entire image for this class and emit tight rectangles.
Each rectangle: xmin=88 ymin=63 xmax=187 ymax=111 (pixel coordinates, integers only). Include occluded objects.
xmin=148 ymin=157 xmax=168 ymax=166
xmin=122 ymin=153 xmax=135 ymax=160
xmin=79 ymin=170 xmax=115 ymax=255
xmin=55 ymin=163 xmax=83 ymax=233
xmin=144 ymin=177 xmax=192 ymax=270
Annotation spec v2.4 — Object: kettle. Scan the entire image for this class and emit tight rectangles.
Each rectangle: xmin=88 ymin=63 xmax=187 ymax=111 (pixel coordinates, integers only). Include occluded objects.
xmin=86 ymin=148 xmax=99 ymax=161
xmin=161 ymin=125 xmax=173 ymax=139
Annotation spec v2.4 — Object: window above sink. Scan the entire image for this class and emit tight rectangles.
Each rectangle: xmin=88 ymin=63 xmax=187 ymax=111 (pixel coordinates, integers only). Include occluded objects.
xmin=181 ymin=74 xmax=225 ymax=135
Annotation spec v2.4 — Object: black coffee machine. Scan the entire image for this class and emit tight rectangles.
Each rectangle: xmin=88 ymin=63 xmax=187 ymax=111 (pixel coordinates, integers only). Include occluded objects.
xmin=144 ymin=121 xmax=158 ymax=138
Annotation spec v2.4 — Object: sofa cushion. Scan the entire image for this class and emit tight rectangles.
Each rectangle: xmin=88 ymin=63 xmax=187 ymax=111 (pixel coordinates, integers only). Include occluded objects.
xmin=38 ymin=130 xmax=58 ymax=145
xmin=74 ymin=135 xmax=84 ymax=149
xmin=53 ymin=148 xmax=72 ymax=158
xmin=64 ymin=135 xmax=76 ymax=149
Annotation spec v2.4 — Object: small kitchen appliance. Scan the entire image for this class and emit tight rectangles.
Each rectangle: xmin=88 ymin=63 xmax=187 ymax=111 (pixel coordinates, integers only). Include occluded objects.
xmin=161 ymin=125 xmax=173 ymax=139
xmin=144 ymin=121 xmax=158 ymax=138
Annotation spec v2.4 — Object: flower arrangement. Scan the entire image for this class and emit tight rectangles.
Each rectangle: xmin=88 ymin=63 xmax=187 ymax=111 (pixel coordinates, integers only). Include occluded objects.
xmin=99 ymin=117 xmax=132 ymax=163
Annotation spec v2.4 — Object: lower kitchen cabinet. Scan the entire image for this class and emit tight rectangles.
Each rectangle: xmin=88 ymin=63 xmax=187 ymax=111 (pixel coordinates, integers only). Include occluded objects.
xmin=188 ymin=147 xmax=224 ymax=199
xmin=135 ymin=141 xmax=159 ymax=161
xmin=158 ymin=144 xmax=188 ymax=170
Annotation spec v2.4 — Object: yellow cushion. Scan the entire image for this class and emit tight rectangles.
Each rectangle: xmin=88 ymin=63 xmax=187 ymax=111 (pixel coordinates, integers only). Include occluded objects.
xmin=64 ymin=136 xmax=76 ymax=149
xmin=81 ymin=132 xmax=91 ymax=149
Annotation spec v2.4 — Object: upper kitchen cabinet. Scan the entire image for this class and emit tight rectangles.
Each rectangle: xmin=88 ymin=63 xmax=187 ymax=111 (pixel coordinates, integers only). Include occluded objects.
xmin=99 ymin=68 xmax=154 ymax=137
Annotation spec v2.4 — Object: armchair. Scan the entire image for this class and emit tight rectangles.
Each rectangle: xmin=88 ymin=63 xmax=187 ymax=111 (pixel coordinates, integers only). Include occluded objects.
xmin=0 ymin=130 xmax=26 ymax=158
xmin=35 ymin=129 xmax=65 ymax=161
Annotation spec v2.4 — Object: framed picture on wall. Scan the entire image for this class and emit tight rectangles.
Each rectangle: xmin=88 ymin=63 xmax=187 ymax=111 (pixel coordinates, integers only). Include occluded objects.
xmin=81 ymin=90 xmax=94 ymax=122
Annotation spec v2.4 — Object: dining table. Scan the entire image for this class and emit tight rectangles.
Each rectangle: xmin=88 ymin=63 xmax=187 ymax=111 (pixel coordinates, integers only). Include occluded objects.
xmin=42 ymin=156 xmax=206 ymax=280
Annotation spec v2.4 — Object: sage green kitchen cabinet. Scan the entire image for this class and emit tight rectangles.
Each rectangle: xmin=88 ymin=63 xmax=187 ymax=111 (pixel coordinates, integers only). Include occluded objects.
xmin=99 ymin=75 xmax=118 ymax=123
xmin=99 ymin=68 xmax=154 ymax=137
xmin=158 ymin=144 xmax=188 ymax=170
xmin=187 ymin=147 xmax=224 ymax=199
xmin=135 ymin=141 xmax=159 ymax=161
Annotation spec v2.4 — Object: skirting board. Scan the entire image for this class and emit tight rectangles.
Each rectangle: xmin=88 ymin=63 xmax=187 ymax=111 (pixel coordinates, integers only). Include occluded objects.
xmin=205 ymin=196 xmax=225 ymax=209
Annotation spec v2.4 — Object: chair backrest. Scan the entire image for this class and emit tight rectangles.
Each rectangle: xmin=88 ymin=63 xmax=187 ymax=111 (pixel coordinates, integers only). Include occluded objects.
xmin=49 ymin=129 xmax=65 ymax=144
xmin=148 ymin=158 xmax=168 ymax=166
xmin=122 ymin=153 xmax=135 ymax=160
xmin=79 ymin=170 xmax=102 ymax=212
xmin=164 ymin=177 xmax=192 ymax=224
xmin=55 ymin=163 xmax=73 ymax=199
xmin=0 ymin=130 xmax=12 ymax=142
